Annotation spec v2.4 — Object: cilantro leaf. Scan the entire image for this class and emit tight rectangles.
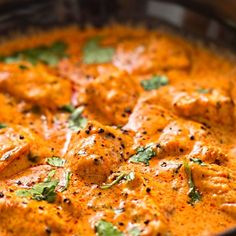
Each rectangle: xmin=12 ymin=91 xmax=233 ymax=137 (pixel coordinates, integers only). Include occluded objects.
xmin=95 ymin=220 xmax=123 ymax=236
xmin=30 ymin=180 xmax=59 ymax=202
xmin=15 ymin=189 xmax=31 ymax=197
xmin=197 ymin=88 xmax=209 ymax=94
xmin=16 ymin=172 xmax=59 ymax=203
xmin=128 ymin=227 xmax=141 ymax=236
xmin=184 ymin=161 xmax=201 ymax=205
xmin=19 ymin=64 xmax=28 ymax=70
xmin=0 ymin=123 xmax=7 ymax=129
xmin=124 ymin=171 xmax=135 ymax=182
xmin=190 ymin=158 xmax=206 ymax=166
xmin=47 ymin=156 xmax=66 ymax=167
xmin=130 ymin=144 xmax=156 ymax=165
xmin=60 ymin=104 xmax=75 ymax=113
xmin=101 ymin=172 xmax=135 ymax=190
xmin=45 ymin=169 xmax=56 ymax=182
xmin=141 ymin=75 xmax=169 ymax=91
xmin=68 ymin=106 xmax=87 ymax=131
xmin=0 ymin=41 xmax=68 ymax=66
xmin=83 ymin=37 xmax=115 ymax=64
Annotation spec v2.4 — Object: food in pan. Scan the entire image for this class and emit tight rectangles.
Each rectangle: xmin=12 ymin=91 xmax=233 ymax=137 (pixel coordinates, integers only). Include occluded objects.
xmin=0 ymin=25 xmax=235 ymax=236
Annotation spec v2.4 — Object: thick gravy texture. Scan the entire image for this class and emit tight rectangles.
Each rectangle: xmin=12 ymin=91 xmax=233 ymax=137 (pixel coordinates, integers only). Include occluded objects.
xmin=0 ymin=25 xmax=236 ymax=236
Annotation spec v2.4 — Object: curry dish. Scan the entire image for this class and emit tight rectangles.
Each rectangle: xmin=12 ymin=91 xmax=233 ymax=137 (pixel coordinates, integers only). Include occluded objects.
xmin=0 ymin=25 xmax=236 ymax=236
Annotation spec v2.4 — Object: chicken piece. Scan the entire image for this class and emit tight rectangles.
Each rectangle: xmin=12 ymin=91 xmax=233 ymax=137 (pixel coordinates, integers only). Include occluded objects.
xmin=189 ymin=141 xmax=228 ymax=166
xmin=147 ymin=36 xmax=191 ymax=71
xmin=192 ymin=164 xmax=236 ymax=216
xmin=113 ymin=35 xmax=191 ymax=74
xmin=173 ymin=89 xmax=234 ymax=126
xmin=136 ymin=77 xmax=234 ymax=127
xmin=155 ymin=120 xmax=205 ymax=158
xmin=125 ymin=96 xmax=227 ymax=163
xmin=0 ymin=63 xmax=72 ymax=109
xmin=0 ymin=163 xmax=81 ymax=236
xmin=124 ymin=98 xmax=174 ymax=146
xmin=0 ymin=125 xmax=53 ymax=179
xmin=0 ymin=196 xmax=71 ymax=236
xmin=0 ymin=93 xmax=25 ymax=125
xmin=65 ymin=121 xmax=133 ymax=184
xmin=84 ymin=70 xmax=140 ymax=125
xmin=4 ymin=164 xmax=80 ymax=216
xmin=105 ymin=192 xmax=170 ymax=236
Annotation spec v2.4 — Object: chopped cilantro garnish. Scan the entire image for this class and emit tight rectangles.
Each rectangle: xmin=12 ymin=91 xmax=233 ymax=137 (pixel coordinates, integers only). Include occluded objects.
xmin=47 ymin=156 xmax=66 ymax=167
xmin=101 ymin=172 xmax=135 ymax=190
xmin=184 ymin=161 xmax=201 ymax=205
xmin=83 ymin=37 xmax=115 ymax=64
xmin=18 ymin=64 xmax=28 ymax=70
xmin=95 ymin=220 xmax=124 ymax=236
xmin=68 ymin=106 xmax=87 ymax=131
xmin=45 ymin=169 xmax=56 ymax=182
xmin=0 ymin=41 xmax=68 ymax=66
xmin=190 ymin=158 xmax=206 ymax=166
xmin=124 ymin=171 xmax=135 ymax=182
xmin=128 ymin=227 xmax=141 ymax=236
xmin=60 ymin=104 xmax=75 ymax=113
xmin=0 ymin=123 xmax=7 ymax=129
xmin=130 ymin=144 xmax=156 ymax=165
xmin=141 ymin=75 xmax=169 ymax=91
xmin=197 ymin=88 xmax=209 ymax=94
xmin=16 ymin=174 xmax=59 ymax=203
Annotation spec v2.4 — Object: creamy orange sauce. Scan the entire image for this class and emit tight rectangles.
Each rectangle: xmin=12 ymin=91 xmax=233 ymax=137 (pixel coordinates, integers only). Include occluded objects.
xmin=0 ymin=25 xmax=236 ymax=236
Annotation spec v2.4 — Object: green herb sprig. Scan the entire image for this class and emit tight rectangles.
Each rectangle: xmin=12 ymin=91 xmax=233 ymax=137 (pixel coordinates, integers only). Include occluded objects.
xmin=68 ymin=106 xmax=87 ymax=131
xmin=101 ymin=172 xmax=135 ymax=190
xmin=141 ymin=75 xmax=169 ymax=91
xmin=16 ymin=171 xmax=59 ymax=203
xmin=184 ymin=161 xmax=201 ymax=205
xmin=130 ymin=144 xmax=156 ymax=165
xmin=197 ymin=88 xmax=209 ymax=94
xmin=60 ymin=104 xmax=75 ymax=113
xmin=190 ymin=158 xmax=206 ymax=166
xmin=95 ymin=220 xmax=123 ymax=236
xmin=0 ymin=41 xmax=68 ymax=66
xmin=83 ymin=37 xmax=115 ymax=64
xmin=0 ymin=123 xmax=7 ymax=129
xmin=47 ymin=156 xmax=66 ymax=167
